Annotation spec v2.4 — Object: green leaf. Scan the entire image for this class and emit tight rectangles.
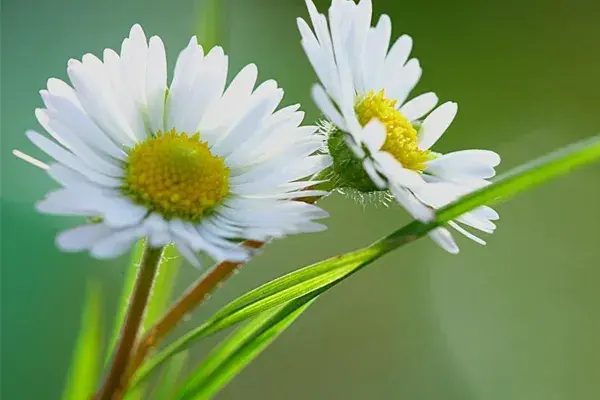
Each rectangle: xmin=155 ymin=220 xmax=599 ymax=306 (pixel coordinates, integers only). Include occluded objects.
xmin=131 ymin=134 xmax=600 ymax=389
xmin=196 ymin=0 xmax=224 ymax=50
xmin=154 ymin=351 xmax=189 ymax=400
xmin=61 ymin=281 xmax=103 ymax=400
xmin=175 ymin=297 xmax=316 ymax=400
xmin=129 ymin=248 xmax=378 ymax=389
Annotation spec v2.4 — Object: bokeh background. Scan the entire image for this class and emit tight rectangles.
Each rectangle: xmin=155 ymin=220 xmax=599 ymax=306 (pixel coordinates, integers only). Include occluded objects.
xmin=2 ymin=0 xmax=600 ymax=399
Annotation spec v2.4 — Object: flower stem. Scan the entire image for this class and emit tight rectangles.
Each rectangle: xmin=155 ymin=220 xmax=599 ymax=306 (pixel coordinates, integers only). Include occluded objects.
xmin=121 ymin=195 xmax=322 ymax=392
xmin=123 ymin=241 xmax=264 ymax=383
xmin=95 ymin=244 xmax=164 ymax=400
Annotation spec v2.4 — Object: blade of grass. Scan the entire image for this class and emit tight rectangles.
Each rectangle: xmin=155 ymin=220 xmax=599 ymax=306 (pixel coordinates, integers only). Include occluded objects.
xmin=130 ymin=134 xmax=600 ymax=389
xmin=196 ymin=0 xmax=226 ymax=50
xmin=61 ymin=281 xmax=103 ymax=400
xmin=154 ymin=352 xmax=190 ymax=400
xmin=176 ymin=297 xmax=317 ymax=400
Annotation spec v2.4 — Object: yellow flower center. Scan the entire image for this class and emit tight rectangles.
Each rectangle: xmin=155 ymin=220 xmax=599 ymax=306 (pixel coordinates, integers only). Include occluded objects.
xmin=123 ymin=129 xmax=230 ymax=222
xmin=355 ymin=90 xmax=433 ymax=171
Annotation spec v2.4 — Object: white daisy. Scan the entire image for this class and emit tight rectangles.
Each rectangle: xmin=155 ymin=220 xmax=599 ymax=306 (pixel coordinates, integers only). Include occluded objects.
xmin=298 ymin=0 xmax=501 ymax=252
xmin=15 ymin=24 xmax=332 ymax=267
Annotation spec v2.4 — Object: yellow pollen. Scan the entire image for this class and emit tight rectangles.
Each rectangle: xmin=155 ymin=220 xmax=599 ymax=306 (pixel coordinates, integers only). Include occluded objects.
xmin=355 ymin=90 xmax=434 ymax=172
xmin=123 ymin=129 xmax=229 ymax=221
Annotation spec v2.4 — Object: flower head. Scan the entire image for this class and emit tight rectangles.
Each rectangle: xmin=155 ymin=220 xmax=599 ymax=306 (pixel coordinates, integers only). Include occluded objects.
xmin=17 ymin=24 xmax=332 ymax=266
xmin=298 ymin=0 xmax=501 ymax=252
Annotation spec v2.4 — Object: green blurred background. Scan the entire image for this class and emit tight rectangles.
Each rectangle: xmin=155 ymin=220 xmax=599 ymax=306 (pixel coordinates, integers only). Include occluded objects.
xmin=2 ymin=0 xmax=600 ymax=399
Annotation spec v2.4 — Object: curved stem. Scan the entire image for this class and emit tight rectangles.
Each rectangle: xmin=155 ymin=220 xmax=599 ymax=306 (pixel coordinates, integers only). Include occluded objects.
xmin=124 ymin=241 xmax=264 ymax=382
xmin=95 ymin=245 xmax=164 ymax=400
xmin=121 ymin=195 xmax=322 ymax=392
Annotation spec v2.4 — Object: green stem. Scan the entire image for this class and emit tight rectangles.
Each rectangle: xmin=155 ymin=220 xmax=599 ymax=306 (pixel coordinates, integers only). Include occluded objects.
xmin=95 ymin=244 xmax=164 ymax=400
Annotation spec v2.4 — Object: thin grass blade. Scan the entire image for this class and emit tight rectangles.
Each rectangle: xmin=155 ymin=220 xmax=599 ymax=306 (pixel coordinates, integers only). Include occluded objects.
xmin=61 ymin=282 xmax=103 ymax=400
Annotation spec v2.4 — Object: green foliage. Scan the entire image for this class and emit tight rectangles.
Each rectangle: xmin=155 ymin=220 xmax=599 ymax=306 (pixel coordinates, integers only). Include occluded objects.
xmin=131 ymin=134 xmax=600 ymax=395
xmin=175 ymin=298 xmax=316 ymax=400
xmin=196 ymin=0 xmax=224 ymax=50
xmin=61 ymin=282 xmax=103 ymax=400
xmin=155 ymin=352 xmax=189 ymax=400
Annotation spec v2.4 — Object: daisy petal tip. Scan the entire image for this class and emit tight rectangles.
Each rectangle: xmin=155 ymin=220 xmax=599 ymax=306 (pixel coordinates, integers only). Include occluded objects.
xmin=13 ymin=149 xmax=49 ymax=170
xmin=130 ymin=23 xmax=143 ymax=34
xmin=34 ymin=200 xmax=50 ymax=214
xmin=445 ymin=101 xmax=459 ymax=115
xmin=246 ymin=62 xmax=258 ymax=73
xmin=378 ymin=13 xmax=391 ymax=26
xmin=66 ymin=58 xmax=80 ymax=69
xmin=55 ymin=229 xmax=89 ymax=253
xmin=422 ymin=208 xmax=436 ymax=223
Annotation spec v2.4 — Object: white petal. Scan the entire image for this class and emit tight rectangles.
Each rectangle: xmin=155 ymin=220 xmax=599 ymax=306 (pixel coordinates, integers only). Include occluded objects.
xmin=384 ymin=34 xmax=412 ymax=85
xmin=389 ymin=184 xmax=435 ymax=222
xmin=41 ymin=88 xmax=126 ymax=159
xmin=56 ymin=223 xmax=113 ymax=252
xmin=37 ymin=189 xmax=102 ymax=216
xmin=345 ymin=134 xmax=365 ymax=158
xmin=456 ymin=212 xmax=497 ymax=234
xmin=348 ymin=0 xmax=373 ymax=93
xmin=13 ymin=150 xmax=49 ymax=170
xmin=359 ymin=119 xmax=386 ymax=153
xmin=470 ymin=206 xmax=500 ymax=221
xmin=120 ymin=24 xmax=149 ymax=109
xmin=385 ymin=58 xmax=422 ymax=106
xmin=145 ymin=35 xmax=167 ymax=133
xmin=363 ymin=158 xmax=386 ymax=189
xmin=426 ymin=149 xmax=501 ymax=180
xmin=143 ymin=214 xmax=171 ymax=247
xmin=201 ymin=63 xmax=258 ymax=130
xmin=35 ymin=108 xmax=123 ymax=177
xmin=362 ymin=14 xmax=391 ymax=90
xmin=101 ymin=49 xmax=146 ymax=146
xmin=449 ymin=221 xmax=486 ymax=245
xmin=91 ymin=226 xmax=147 ymax=259
xmin=67 ymin=57 xmax=140 ymax=145
xmin=102 ymin=197 xmax=148 ymax=229
xmin=268 ymin=190 xmax=330 ymax=199
xmin=166 ymin=36 xmax=204 ymax=131
xmin=174 ymin=240 xmax=202 ymax=268
xmin=26 ymin=130 xmax=122 ymax=187
xmin=46 ymin=78 xmax=79 ymax=105
xmin=429 ymin=227 xmax=460 ymax=254
xmin=179 ymin=46 xmax=228 ymax=133
xmin=297 ymin=17 xmax=340 ymax=102
xmin=211 ymin=87 xmax=283 ymax=157
xmin=399 ymin=92 xmax=439 ymax=122
xmin=169 ymin=219 xmax=222 ymax=256
xmin=46 ymin=163 xmax=95 ymax=188
xmin=311 ymin=84 xmax=347 ymax=130
xmin=372 ymin=151 xmax=426 ymax=189
xmin=418 ymin=102 xmax=458 ymax=150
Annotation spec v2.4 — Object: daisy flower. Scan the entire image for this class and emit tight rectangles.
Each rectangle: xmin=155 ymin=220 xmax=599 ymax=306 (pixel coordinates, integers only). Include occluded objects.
xmin=15 ymin=24 xmax=332 ymax=267
xmin=298 ymin=0 xmax=500 ymax=252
